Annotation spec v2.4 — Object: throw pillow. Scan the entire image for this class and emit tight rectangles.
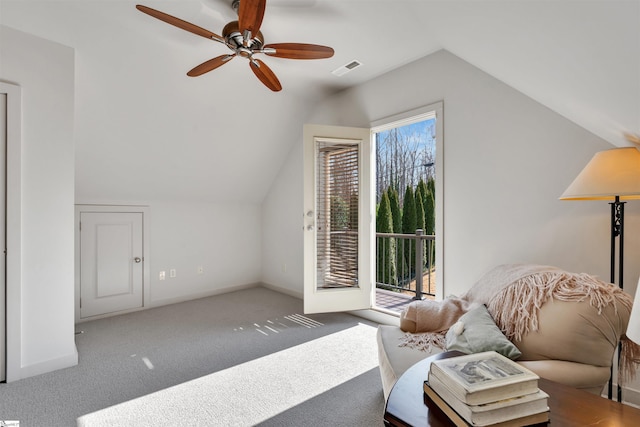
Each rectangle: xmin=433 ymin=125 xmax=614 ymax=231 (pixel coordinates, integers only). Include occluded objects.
xmin=445 ymin=304 xmax=522 ymax=360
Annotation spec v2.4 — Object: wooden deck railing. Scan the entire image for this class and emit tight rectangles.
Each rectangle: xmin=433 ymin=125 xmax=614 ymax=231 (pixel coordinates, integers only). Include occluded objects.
xmin=376 ymin=229 xmax=435 ymax=300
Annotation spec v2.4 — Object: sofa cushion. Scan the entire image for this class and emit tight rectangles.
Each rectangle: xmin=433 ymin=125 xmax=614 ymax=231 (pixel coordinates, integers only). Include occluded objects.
xmin=445 ymin=304 xmax=522 ymax=360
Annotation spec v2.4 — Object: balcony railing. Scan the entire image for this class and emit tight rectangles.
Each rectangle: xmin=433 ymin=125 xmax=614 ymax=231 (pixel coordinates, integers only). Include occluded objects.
xmin=376 ymin=229 xmax=435 ymax=302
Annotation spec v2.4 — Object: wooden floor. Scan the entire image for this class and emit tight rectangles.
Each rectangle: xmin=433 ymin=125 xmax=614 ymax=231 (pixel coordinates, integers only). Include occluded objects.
xmin=375 ymin=288 xmax=416 ymax=313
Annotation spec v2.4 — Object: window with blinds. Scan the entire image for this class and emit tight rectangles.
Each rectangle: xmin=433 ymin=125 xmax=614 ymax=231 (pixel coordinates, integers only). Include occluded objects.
xmin=316 ymin=141 xmax=360 ymax=289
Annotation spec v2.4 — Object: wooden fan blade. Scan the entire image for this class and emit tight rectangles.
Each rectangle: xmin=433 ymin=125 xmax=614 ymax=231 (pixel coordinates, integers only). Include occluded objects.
xmin=238 ymin=0 xmax=266 ymax=38
xmin=263 ymin=43 xmax=334 ymax=60
xmin=187 ymin=55 xmax=235 ymax=77
xmin=250 ymin=59 xmax=282 ymax=92
xmin=136 ymin=5 xmax=223 ymax=42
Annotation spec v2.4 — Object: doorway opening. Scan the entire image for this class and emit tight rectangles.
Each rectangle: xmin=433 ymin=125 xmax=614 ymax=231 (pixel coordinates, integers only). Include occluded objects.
xmin=372 ymin=104 xmax=442 ymax=313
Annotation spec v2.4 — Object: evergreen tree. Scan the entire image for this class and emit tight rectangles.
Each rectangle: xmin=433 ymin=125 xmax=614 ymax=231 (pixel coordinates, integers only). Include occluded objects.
xmin=424 ymin=189 xmax=435 ymax=235
xmin=401 ymin=185 xmax=416 ymax=233
xmin=376 ymin=190 xmax=396 ymax=287
xmin=401 ymin=185 xmax=417 ymax=280
xmin=415 ymin=190 xmax=426 ymax=269
xmin=417 ymin=179 xmax=428 ymax=215
xmin=389 ymin=188 xmax=401 ymax=235
xmin=388 ymin=187 xmax=403 ymax=284
xmin=415 ymin=189 xmax=425 ymax=232
xmin=427 ymin=178 xmax=436 ymax=203
xmin=424 ymin=181 xmax=436 ymax=264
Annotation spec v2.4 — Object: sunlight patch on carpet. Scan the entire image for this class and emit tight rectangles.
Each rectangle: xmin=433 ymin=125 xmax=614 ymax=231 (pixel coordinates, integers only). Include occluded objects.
xmin=77 ymin=322 xmax=379 ymax=426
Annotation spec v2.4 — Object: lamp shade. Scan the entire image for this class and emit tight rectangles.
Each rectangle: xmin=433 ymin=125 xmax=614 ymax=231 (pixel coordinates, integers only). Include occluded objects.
xmin=560 ymin=147 xmax=640 ymax=200
xmin=627 ymin=277 xmax=640 ymax=344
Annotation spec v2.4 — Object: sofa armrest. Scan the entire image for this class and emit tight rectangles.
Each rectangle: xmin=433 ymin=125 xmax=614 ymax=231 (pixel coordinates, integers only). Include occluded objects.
xmin=376 ymin=325 xmax=444 ymax=400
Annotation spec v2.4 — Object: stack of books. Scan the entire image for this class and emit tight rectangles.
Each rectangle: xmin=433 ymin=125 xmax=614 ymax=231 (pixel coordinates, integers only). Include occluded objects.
xmin=424 ymin=351 xmax=550 ymax=427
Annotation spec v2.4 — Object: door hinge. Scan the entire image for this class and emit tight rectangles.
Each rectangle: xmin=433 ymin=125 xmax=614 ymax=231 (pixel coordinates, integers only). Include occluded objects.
xmin=79 ymin=221 xmax=82 ymax=231
xmin=79 ymin=297 xmax=82 ymax=308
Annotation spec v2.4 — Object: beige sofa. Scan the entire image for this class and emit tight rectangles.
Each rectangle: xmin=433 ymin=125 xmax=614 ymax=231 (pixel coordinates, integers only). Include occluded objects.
xmin=377 ymin=264 xmax=638 ymax=400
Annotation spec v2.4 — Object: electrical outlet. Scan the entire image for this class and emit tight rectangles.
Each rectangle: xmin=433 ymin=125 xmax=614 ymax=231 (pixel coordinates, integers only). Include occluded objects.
xmin=170 ymin=269 xmax=176 ymax=278
xmin=198 ymin=266 xmax=204 ymax=274
xmin=159 ymin=271 xmax=166 ymax=281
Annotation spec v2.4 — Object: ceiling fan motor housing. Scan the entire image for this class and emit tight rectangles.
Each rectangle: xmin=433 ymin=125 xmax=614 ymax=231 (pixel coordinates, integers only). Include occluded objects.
xmin=223 ymin=21 xmax=264 ymax=56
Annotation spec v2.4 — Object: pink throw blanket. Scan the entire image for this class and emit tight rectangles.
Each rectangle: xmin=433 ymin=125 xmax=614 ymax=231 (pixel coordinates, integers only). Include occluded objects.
xmin=398 ymin=297 xmax=476 ymax=352
xmin=401 ymin=298 xmax=475 ymax=333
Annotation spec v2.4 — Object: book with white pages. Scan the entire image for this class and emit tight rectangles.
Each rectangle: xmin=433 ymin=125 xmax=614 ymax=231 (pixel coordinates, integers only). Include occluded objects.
xmin=429 ymin=351 xmax=540 ymax=405
xmin=426 ymin=373 xmax=549 ymax=426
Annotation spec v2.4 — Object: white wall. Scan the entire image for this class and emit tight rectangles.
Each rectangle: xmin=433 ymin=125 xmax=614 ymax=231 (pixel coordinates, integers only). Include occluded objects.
xmin=72 ymin=199 xmax=263 ymax=316
xmin=145 ymin=201 xmax=262 ymax=305
xmin=261 ymin=138 xmax=304 ymax=297
xmin=0 ymin=25 xmax=77 ymax=380
xmin=263 ymin=49 xmax=640 ymax=298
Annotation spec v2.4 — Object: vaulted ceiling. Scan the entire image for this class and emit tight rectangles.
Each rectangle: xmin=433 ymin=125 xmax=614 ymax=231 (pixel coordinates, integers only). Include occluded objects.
xmin=1 ymin=0 xmax=638 ymax=203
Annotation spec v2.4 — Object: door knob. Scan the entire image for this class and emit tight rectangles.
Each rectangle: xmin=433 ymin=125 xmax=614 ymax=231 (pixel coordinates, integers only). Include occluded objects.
xmin=134 ymin=257 xmax=142 ymax=263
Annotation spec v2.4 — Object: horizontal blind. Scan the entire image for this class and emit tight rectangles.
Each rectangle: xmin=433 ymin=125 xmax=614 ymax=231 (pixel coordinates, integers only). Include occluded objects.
xmin=316 ymin=142 xmax=359 ymax=289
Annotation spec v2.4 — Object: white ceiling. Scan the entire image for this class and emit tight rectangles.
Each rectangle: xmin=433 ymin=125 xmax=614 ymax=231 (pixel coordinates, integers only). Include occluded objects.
xmin=1 ymin=0 xmax=639 ymax=203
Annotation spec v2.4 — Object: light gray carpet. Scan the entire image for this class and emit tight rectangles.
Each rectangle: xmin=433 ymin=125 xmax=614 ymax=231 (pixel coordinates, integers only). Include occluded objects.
xmin=0 ymin=287 xmax=385 ymax=426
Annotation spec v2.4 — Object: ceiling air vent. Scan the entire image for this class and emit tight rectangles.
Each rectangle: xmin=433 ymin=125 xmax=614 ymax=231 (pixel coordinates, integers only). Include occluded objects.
xmin=332 ymin=60 xmax=363 ymax=77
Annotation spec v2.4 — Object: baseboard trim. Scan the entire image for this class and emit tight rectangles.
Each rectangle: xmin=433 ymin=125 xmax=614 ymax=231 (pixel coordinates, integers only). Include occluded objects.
xmin=148 ymin=283 xmax=262 ymax=308
xmin=349 ymin=308 xmax=400 ymax=326
xmin=76 ymin=283 xmax=264 ymax=324
xmin=260 ymin=282 xmax=303 ymax=299
xmin=622 ymin=384 xmax=640 ymax=407
xmin=18 ymin=349 xmax=78 ymax=381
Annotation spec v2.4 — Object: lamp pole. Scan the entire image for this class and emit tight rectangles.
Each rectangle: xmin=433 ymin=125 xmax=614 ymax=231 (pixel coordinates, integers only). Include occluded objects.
xmin=611 ymin=196 xmax=624 ymax=290
xmin=610 ymin=195 xmax=625 ymax=401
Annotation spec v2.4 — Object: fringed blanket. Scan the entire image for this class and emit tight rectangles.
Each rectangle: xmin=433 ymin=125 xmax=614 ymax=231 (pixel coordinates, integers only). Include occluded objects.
xmin=398 ymin=330 xmax=447 ymax=353
xmin=398 ymin=298 xmax=476 ymax=352
xmin=399 ymin=264 xmax=640 ymax=383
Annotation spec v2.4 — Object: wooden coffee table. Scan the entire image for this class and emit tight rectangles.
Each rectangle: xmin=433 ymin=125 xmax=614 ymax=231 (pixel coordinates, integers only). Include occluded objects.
xmin=384 ymin=351 xmax=640 ymax=426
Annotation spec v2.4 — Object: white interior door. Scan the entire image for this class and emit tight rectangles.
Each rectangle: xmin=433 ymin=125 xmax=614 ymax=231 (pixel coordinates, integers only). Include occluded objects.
xmin=0 ymin=93 xmax=6 ymax=381
xmin=80 ymin=212 xmax=143 ymax=319
xmin=303 ymin=124 xmax=373 ymax=314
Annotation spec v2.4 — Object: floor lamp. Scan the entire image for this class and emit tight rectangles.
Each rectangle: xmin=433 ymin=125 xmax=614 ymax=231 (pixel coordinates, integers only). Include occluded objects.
xmin=560 ymin=146 xmax=640 ymax=401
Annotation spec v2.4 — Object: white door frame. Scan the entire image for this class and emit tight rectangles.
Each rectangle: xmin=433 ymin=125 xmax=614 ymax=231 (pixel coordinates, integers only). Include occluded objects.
xmin=2 ymin=81 xmax=23 ymax=382
xmin=75 ymin=204 xmax=150 ymax=323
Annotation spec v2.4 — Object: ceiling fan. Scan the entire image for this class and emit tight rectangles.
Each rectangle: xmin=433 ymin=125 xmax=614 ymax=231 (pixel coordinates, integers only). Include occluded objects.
xmin=136 ymin=0 xmax=334 ymax=92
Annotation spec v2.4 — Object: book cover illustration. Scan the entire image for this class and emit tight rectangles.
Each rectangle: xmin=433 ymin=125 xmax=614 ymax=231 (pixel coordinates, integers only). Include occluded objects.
xmin=432 ymin=351 xmax=538 ymax=393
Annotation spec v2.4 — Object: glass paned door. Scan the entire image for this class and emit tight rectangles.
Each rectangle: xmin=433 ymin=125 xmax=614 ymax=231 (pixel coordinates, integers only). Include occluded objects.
xmin=303 ymin=124 xmax=372 ymax=314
